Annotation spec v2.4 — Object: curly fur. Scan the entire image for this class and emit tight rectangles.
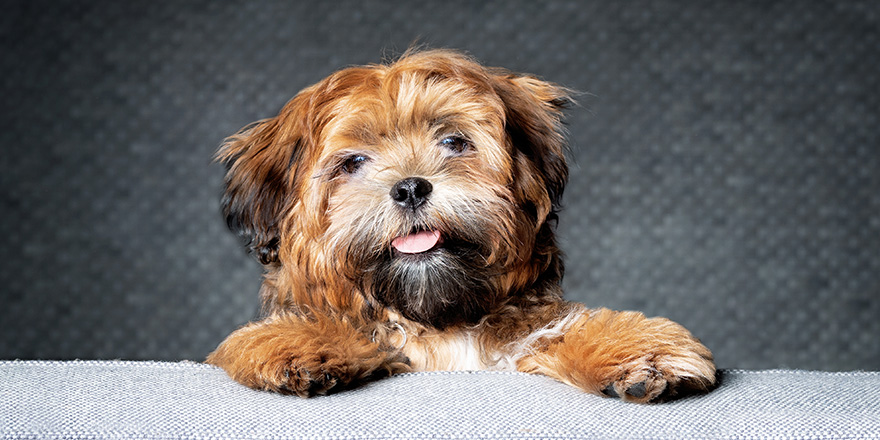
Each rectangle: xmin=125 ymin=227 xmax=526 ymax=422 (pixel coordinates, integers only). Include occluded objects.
xmin=206 ymin=49 xmax=716 ymax=403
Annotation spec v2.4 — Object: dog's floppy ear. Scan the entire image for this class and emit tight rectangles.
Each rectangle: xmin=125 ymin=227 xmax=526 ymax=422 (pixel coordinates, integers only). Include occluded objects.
xmin=491 ymin=74 xmax=571 ymax=224
xmin=216 ymin=101 xmax=310 ymax=266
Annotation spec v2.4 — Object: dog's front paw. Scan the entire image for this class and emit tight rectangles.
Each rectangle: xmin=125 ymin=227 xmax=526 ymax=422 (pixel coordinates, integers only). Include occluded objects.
xmin=591 ymin=312 xmax=717 ymax=403
xmin=521 ymin=308 xmax=716 ymax=403
xmin=598 ymin=350 xmax=715 ymax=403
xmin=207 ymin=315 xmax=410 ymax=396
xmin=256 ymin=351 xmax=365 ymax=397
xmin=257 ymin=347 xmax=411 ymax=397
xmin=599 ymin=359 xmax=666 ymax=402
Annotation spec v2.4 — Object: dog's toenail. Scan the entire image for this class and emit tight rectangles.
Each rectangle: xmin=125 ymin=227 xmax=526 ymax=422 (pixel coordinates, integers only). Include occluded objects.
xmin=626 ymin=381 xmax=648 ymax=398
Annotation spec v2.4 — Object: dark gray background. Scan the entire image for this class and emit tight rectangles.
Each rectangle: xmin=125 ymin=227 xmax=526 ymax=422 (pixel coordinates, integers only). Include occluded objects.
xmin=1 ymin=1 xmax=878 ymax=371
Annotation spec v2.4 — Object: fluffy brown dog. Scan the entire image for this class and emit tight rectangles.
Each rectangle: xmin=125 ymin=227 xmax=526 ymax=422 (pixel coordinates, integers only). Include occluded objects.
xmin=206 ymin=49 xmax=716 ymax=403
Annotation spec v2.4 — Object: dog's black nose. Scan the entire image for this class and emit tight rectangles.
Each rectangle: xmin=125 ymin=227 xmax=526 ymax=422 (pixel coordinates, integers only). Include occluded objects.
xmin=390 ymin=177 xmax=432 ymax=211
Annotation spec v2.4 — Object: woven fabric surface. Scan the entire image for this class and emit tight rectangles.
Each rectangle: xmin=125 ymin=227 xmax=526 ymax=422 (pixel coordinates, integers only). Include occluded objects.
xmin=1 ymin=1 xmax=878 ymax=371
xmin=2 ymin=361 xmax=879 ymax=440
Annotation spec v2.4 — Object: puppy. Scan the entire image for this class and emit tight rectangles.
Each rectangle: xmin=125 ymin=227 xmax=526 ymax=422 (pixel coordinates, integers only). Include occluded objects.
xmin=207 ymin=49 xmax=716 ymax=402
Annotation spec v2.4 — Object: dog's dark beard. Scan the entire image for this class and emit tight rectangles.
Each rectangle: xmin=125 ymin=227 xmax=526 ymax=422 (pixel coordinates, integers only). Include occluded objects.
xmin=362 ymin=243 xmax=497 ymax=329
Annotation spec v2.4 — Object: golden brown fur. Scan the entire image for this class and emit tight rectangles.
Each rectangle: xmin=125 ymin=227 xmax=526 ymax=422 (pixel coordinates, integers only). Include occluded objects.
xmin=206 ymin=49 xmax=716 ymax=402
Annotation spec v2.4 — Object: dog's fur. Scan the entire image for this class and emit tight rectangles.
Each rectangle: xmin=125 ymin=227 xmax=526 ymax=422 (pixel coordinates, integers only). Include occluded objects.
xmin=206 ymin=49 xmax=716 ymax=402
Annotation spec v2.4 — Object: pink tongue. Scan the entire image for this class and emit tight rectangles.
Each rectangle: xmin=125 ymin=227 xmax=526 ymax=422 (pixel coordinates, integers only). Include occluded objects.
xmin=392 ymin=230 xmax=441 ymax=254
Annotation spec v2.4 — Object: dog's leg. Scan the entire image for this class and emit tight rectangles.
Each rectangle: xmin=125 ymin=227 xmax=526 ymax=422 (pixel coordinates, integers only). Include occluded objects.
xmin=517 ymin=307 xmax=716 ymax=403
xmin=206 ymin=314 xmax=409 ymax=396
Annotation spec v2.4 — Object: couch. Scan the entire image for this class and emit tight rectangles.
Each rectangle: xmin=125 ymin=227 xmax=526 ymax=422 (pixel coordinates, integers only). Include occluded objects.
xmin=2 ymin=360 xmax=878 ymax=439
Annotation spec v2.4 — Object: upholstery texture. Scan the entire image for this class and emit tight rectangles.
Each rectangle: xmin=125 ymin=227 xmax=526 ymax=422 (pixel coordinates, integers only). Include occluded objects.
xmin=1 ymin=1 xmax=879 ymax=371
xmin=2 ymin=361 xmax=879 ymax=440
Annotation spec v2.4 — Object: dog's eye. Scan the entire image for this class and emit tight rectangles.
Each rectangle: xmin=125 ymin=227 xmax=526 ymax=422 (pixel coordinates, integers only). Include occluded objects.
xmin=340 ymin=154 xmax=369 ymax=174
xmin=439 ymin=136 xmax=472 ymax=154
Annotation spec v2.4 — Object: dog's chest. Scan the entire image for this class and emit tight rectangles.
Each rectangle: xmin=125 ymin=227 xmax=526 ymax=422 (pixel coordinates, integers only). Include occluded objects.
xmin=402 ymin=331 xmax=514 ymax=372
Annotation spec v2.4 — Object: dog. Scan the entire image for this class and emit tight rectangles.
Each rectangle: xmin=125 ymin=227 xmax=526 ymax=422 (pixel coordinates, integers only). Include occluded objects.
xmin=206 ymin=49 xmax=716 ymax=403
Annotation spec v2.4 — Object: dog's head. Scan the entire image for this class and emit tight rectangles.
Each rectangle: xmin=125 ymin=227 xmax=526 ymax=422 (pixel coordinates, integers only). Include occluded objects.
xmin=219 ymin=50 xmax=570 ymax=329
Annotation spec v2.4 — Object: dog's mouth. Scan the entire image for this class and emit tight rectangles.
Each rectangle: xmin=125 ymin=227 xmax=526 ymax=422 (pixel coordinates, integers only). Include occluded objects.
xmin=391 ymin=229 xmax=443 ymax=255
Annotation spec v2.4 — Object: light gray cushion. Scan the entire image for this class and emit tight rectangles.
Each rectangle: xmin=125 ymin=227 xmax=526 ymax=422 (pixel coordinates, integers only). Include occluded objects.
xmin=2 ymin=360 xmax=878 ymax=439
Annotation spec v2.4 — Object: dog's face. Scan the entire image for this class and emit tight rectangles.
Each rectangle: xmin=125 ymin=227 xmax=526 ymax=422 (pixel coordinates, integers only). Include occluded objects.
xmin=219 ymin=50 xmax=569 ymax=329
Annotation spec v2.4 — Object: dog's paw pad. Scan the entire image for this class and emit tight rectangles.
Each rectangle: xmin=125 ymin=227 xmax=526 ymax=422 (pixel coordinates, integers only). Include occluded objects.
xmin=601 ymin=382 xmax=648 ymax=398
xmin=625 ymin=381 xmax=648 ymax=399
xmin=270 ymin=361 xmax=341 ymax=397
xmin=599 ymin=362 xmax=669 ymax=403
xmin=602 ymin=378 xmax=665 ymax=403
xmin=600 ymin=354 xmax=717 ymax=403
xmin=601 ymin=383 xmax=620 ymax=398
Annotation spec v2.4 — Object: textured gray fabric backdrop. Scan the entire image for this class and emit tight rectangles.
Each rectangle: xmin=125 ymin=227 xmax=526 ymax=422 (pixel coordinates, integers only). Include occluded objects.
xmin=1 ymin=1 xmax=877 ymax=371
